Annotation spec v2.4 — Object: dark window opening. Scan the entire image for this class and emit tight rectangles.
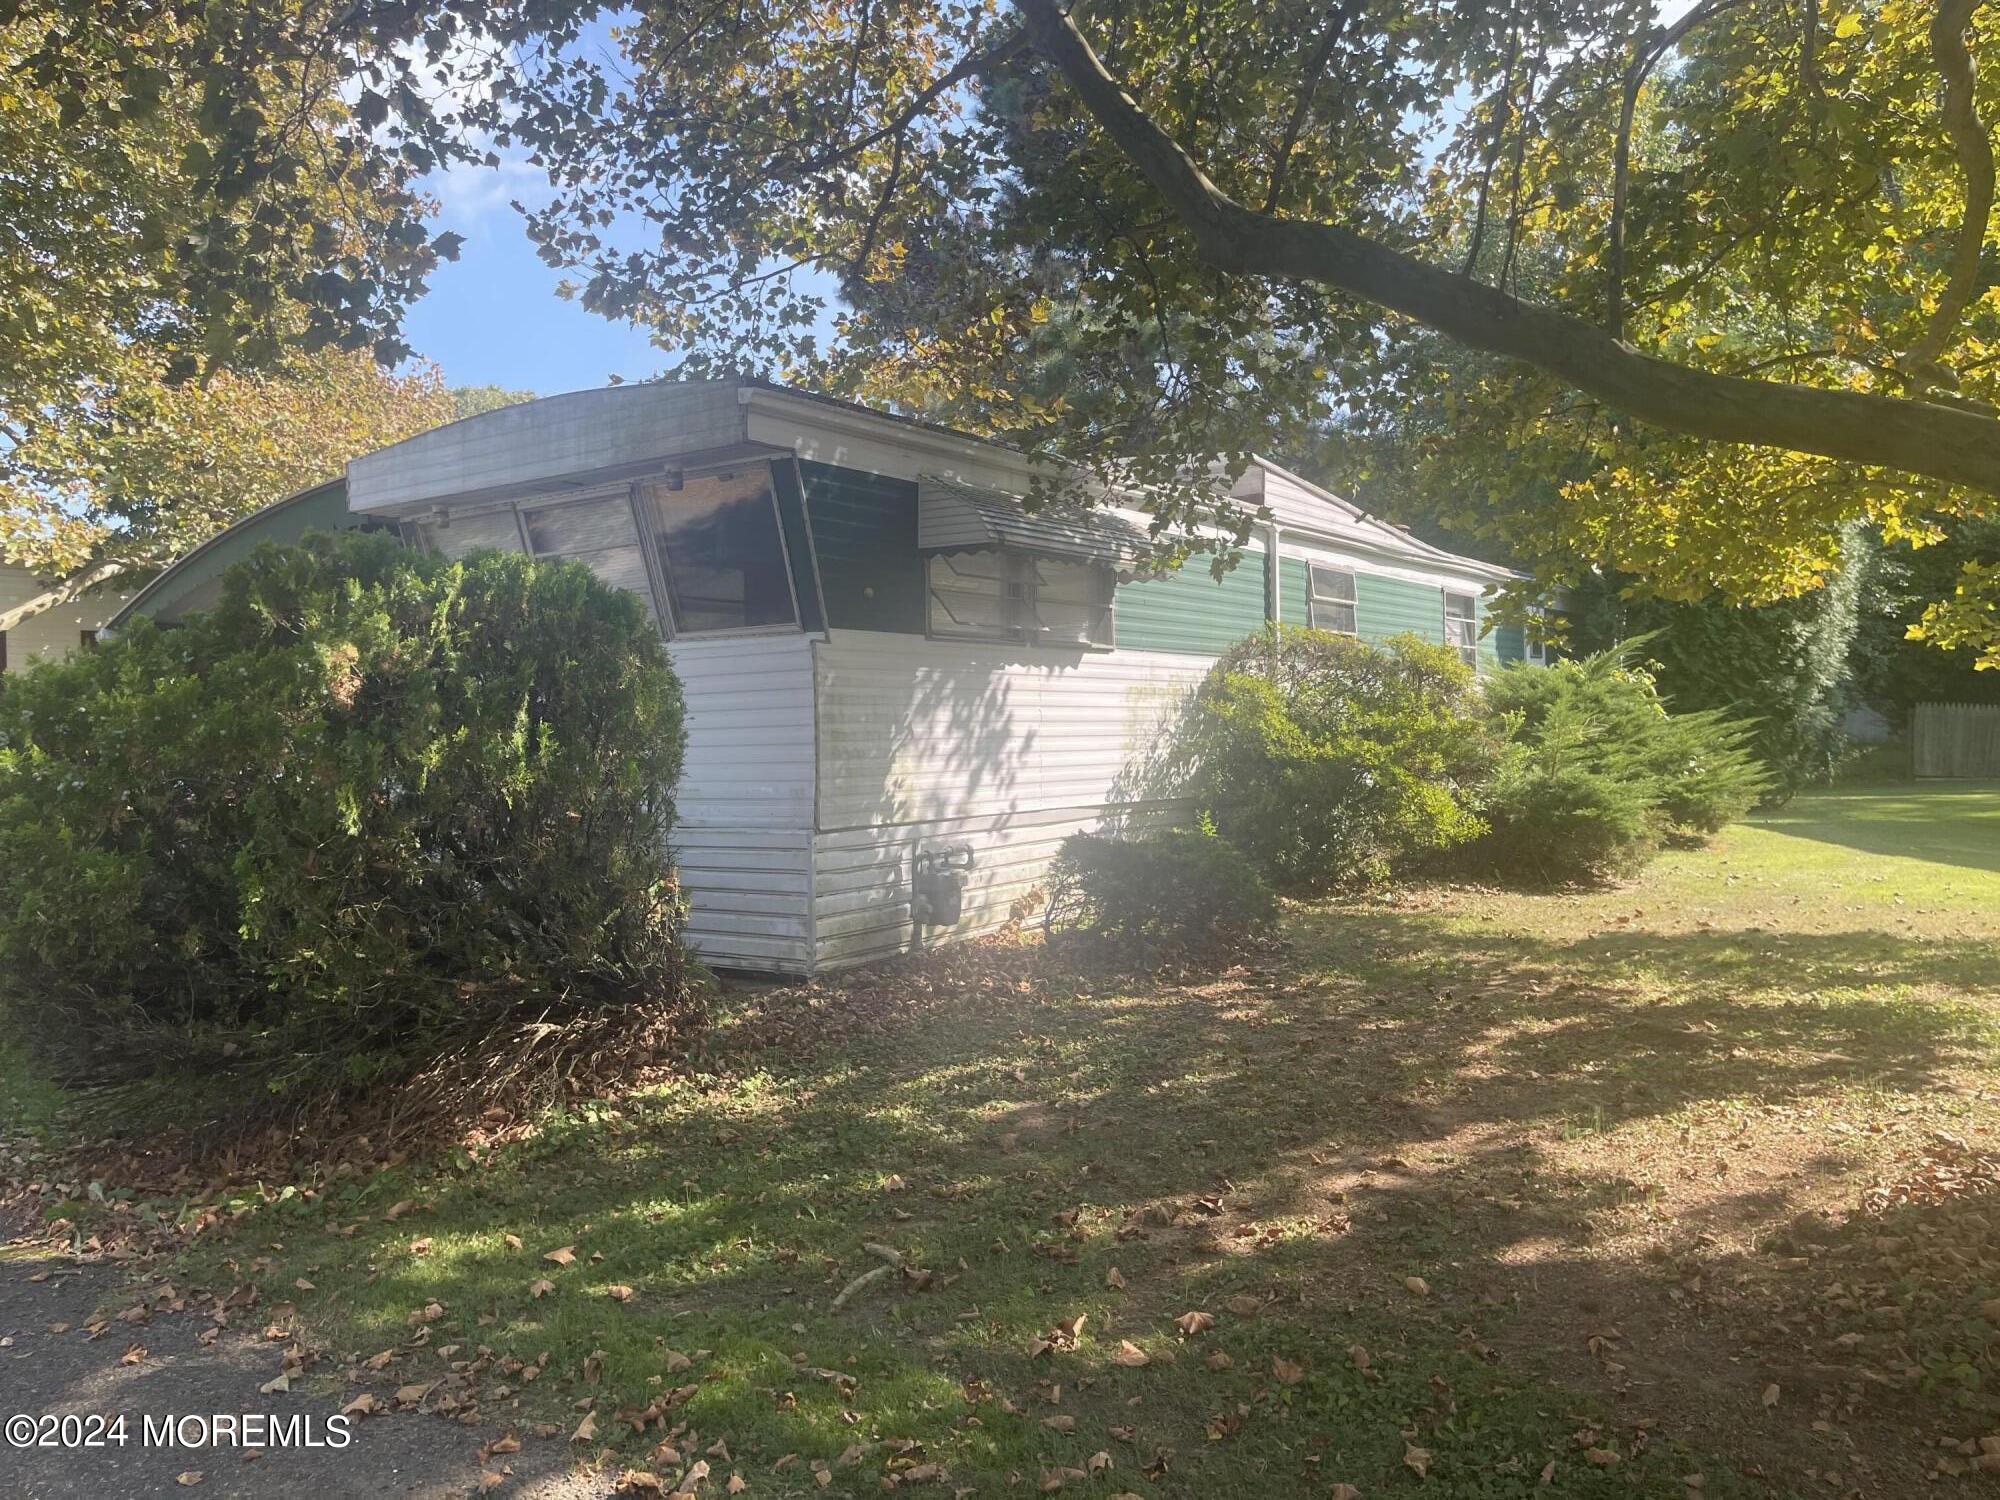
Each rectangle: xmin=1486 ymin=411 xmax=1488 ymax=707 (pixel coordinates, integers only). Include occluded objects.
xmin=644 ymin=468 xmax=798 ymax=634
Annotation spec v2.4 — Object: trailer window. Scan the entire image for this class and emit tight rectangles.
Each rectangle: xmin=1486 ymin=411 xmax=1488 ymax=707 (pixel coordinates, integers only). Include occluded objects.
xmin=927 ymin=550 xmax=1112 ymax=647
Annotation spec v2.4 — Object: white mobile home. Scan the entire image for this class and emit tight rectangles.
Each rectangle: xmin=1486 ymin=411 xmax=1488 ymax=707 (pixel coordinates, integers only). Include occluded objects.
xmin=114 ymin=380 xmax=1526 ymax=973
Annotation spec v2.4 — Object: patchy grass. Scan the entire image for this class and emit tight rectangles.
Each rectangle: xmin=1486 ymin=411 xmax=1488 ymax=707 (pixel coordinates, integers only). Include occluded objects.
xmin=140 ymin=786 xmax=2000 ymax=1494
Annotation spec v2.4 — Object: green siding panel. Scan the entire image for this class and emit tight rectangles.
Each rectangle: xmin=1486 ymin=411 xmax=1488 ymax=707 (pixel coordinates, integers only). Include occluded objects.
xmin=1116 ymin=556 xmax=1267 ymax=655
xmin=1355 ymin=572 xmax=1444 ymax=645
xmin=1280 ymin=557 xmax=1312 ymax=627
xmin=1493 ymin=621 xmax=1526 ymax=663
xmin=800 ymin=461 xmax=926 ymax=634
xmin=120 ymin=480 xmax=359 ymax=625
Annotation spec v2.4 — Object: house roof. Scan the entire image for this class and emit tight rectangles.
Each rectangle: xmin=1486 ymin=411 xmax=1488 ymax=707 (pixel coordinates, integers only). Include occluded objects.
xmin=916 ymin=474 xmax=1151 ymax=568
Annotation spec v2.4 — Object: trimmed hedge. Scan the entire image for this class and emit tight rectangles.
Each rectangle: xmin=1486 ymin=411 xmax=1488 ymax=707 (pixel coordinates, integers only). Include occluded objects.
xmin=1182 ymin=627 xmax=1507 ymax=892
xmin=0 ymin=531 xmax=691 ymax=1125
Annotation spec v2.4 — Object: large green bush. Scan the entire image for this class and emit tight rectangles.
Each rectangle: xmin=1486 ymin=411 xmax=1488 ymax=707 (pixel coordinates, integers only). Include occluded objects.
xmin=1566 ymin=544 xmax=1864 ymax=798
xmin=1183 ymin=628 xmax=1507 ymax=891
xmin=1043 ymin=826 xmax=1275 ymax=949
xmin=0 ymin=531 xmax=691 ymax=1125
xmin=1474 ymin=645 xmax=1767 ymax=882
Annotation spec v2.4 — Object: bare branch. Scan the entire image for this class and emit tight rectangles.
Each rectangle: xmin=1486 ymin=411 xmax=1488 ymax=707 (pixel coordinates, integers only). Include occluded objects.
xmin=1608 ymin=0 xmax=1752 ymax=338
xmin=1014 ymin=0 xmax=2000 ymax=496
xmin=791 ymin=30 xmax=1028 ymax=178
xmin=1465 ymin=17 xmax=1523 ymax=279
xmin=1260 ymin=0 xmax=1362 ymax=213
xmin=1903 ymin=0 xmax=1994 ymax=383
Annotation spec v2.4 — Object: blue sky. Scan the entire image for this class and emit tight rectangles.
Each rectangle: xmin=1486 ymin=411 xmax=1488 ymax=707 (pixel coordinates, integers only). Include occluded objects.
xmin=403 ymin=157 xmax=665 ymax=397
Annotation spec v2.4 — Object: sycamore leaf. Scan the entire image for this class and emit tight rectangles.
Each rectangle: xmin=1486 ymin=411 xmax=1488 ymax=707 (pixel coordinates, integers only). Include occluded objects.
xmin=1112 ymin=1341 xmax=1149 ymax=1367
xmin=543 ymin=1246 xmax=577 ymax=1266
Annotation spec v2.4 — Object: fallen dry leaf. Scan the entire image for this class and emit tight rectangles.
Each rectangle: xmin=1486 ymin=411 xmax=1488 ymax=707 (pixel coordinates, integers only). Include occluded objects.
xmin=1175 ymin=1310 xmax=1216 ymax=1336
xmin=1105 ymin=1267 xmax=1126 ymax=1291
xmin=176 ymin=1473 xmax=204 ymax=1488
xmin=1271 ymin=1356 xmax=1304 ymax=1385
xmin=529 ymin=1279 xmax=555 ymax=1299
xmin=1222 ymin=1294 xmax=1260 ymax=1317
xmin=478 ymin=1473 xmax=506 ymax=1494
xmin=1404 ymin=1443 xmax=1430 ymax=1478
xmin=573 ymin=1412 xmax=599 ymax=1443
xmin=1204 ymin=1351 xmax=1233 ymax=1371
xmin=1760 ymin=1383 xmax=1780 ymax=1409
xmin=1330 ymin=1486 xmax=1362 ymax=1500
xmin=606 ymin=1285 xmax=635 ymax=1302
xmin=1112 ymin=1341 xmax=1149 ymax=1367
xmin=1403 ymin=1276 xmax=1430 ymax=1297
xmin=543 ymin=1246 xmax=577 ymax=1267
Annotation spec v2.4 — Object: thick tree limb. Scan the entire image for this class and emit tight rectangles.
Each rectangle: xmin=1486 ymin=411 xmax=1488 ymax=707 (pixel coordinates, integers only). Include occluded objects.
xmin=1015 ymin=0 xmax=2000 ymax=497
xmin=1904 ymin=0 xmax=1994 ymax=383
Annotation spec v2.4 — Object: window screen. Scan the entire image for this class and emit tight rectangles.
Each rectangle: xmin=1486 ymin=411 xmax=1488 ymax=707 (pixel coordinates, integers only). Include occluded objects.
xmin=927 ymin=551 xmax=1112 ymax=647
xmin=1307 ymin=564 xmax=1357 ymax=634
xmin=1444 ymin=591 xmax=1478 ymax=667
xmin=644 ymin=468 xmax=797 ymax=634
xmin=522 ymin=494 xmax=658 ymax=624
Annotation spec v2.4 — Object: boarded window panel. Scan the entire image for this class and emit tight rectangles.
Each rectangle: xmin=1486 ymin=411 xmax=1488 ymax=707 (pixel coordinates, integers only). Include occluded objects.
xmin=521 ymin=494 xmax=659 ymax=625
xmin=523 ymin=495 xmax=638 ymax=555
xmin=647 ymin=467 xmax=797 ymax=634
xmin=418 ymin=507 xmax=523 ymax=559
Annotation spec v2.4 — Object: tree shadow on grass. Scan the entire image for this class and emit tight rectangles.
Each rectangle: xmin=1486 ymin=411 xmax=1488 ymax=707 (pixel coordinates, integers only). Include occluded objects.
xmin=121 ymin=911 xmax=2000 ymax=1496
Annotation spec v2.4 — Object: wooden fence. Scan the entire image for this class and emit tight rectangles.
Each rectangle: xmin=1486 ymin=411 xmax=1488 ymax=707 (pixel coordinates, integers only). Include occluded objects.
xmin=1912 ymin=702 xmax=2000 ymax=779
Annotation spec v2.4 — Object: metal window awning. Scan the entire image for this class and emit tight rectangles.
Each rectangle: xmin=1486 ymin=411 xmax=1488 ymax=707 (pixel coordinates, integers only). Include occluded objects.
xmin=917 ymin=473 xmax=1149 ymax=571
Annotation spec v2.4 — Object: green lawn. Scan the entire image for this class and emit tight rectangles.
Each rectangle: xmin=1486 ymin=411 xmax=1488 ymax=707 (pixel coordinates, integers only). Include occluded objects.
xmin=84 ymin=786 xmax=2000 ymax=1493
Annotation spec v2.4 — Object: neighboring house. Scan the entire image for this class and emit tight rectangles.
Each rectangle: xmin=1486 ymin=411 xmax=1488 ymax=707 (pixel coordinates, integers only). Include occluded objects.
xmin=0 ymin=562 xmax=142 ymax=674
xmin=114 ymin=380 xmax=1529 ymax=974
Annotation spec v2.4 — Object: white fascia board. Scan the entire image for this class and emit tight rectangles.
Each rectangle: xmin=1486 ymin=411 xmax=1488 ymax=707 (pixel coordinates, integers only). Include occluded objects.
xmin=741 ymin=387 xmax=1037 ymax=490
